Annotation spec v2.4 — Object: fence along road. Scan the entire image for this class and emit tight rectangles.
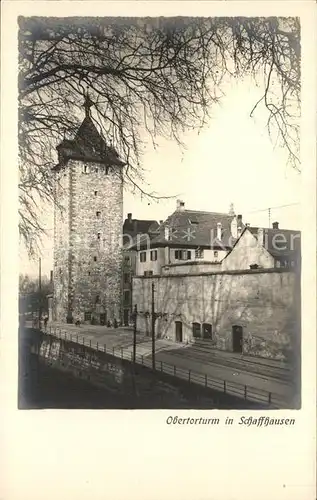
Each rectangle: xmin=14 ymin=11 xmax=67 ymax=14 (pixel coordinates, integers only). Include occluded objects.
xmin=41 ymin=326 xmax=292 ymax=409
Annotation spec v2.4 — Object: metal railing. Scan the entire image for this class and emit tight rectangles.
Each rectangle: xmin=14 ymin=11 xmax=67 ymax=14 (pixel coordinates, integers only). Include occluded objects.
xmin=38 ymin=325 xmax=288 ymax=408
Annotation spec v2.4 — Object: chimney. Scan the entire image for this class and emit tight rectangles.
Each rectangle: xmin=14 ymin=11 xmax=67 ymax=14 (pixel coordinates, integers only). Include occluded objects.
xmin=159 ymin=220 xmax=163 ymax=225
xmin=272 ymin=221 xmax=279 ymax=229
xmin=176 ymin=199 xmax=185 ymax=212
xmin=257 ymin=227 xmax=264 ymax=245
xmin=237 ymin=214 xmax=242 ymax=223
xmin=231 ymin=216 xmax=238 ymax=238
xmin=127 ymin=213 xmax=132 ymax=222
xmin=217 ymin=222 xmax=222 ymax=241
xmin=245 ymin=223 xmax=250 ymax=227
xmin=164 ymin=226 xmax=170 ymax=240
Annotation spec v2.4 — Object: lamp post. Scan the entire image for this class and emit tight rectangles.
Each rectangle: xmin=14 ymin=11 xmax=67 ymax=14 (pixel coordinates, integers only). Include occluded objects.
xmin=151 ymin=282 xmax=156 ymax=371
xmin=38 ymin=257 xmax=42 ymax=328
xmin=133 ymin=304 xmax=137 ymax=363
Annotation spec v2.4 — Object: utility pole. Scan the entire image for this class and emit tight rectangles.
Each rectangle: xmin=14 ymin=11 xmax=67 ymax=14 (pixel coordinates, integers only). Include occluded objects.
xmin=38 ymin=257 xmax=42 ymax=328
xmin=133 ymin=304 xmax=137 ymax=363
xmin=151 ymin=282 xmax=156 ymax=371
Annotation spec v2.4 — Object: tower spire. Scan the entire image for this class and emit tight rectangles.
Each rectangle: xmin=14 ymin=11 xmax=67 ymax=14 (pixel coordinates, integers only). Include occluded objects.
xmin=84 ymin=92 xmax=93 ymax=118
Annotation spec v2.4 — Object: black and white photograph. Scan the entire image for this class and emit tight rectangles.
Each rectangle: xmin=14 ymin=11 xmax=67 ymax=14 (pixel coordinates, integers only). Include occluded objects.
xmin=17 ymin=14 xmax=302 ymax=411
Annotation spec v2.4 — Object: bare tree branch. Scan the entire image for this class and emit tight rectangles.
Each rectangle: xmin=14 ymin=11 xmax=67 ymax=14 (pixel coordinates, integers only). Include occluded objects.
xmin=18 ymin=16 xmax=300 ymax=254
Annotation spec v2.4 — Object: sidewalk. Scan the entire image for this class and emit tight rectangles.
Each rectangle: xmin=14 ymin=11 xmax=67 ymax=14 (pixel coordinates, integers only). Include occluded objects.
xmin=187 ymin=339 xmax=291 ymax=370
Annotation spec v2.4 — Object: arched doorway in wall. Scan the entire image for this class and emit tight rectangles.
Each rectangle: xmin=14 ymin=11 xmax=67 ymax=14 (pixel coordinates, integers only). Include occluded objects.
xmin=175 ymin=321 xmax=183 ymax=343
xmin=232 ymin=325 xmax=243 ymax=353
xmin=202 ymin=323 xmax=212 ymax=340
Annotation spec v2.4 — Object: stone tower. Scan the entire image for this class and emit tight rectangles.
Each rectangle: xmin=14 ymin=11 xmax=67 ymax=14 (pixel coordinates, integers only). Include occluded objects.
xmin=52 ymin=97 xmax=124 ymax=325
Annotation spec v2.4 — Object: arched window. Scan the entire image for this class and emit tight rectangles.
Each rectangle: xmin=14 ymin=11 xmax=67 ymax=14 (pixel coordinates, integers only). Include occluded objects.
xmin=192 ymin=322 xmax=201 ymax=339
xmin=202 ymin=323 xmax=212 ymax=340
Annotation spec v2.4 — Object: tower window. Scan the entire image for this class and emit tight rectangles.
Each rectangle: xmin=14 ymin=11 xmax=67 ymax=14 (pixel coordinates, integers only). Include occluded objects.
xmin=97 ymin=233 xmax=101 ymax=240
xmin=88 ymin=271 xmax=91 ymax=276
xmin=94 ymin=191 xmax=98 ymax=196
xmin=96 ymin=211 xmax=101 ymax=218
xmin=93 ymin=256 xmax=97 ymax=262
xmin=84 ymin=312 xmax=92 ymax=321
xmin=95 ymin=295 xmax=100 ymax=304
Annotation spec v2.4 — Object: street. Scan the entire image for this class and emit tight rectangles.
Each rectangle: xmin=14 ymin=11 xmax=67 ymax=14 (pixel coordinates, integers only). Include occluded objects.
xmin=46 ymin=322 xmax=294 ymax=404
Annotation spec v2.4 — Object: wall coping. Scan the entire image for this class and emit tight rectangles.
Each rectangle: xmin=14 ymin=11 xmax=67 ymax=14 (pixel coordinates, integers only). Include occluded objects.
xmin=134 ymin=267 xmax=296 ymax=279
xmin=162 ymin=261 xmax=221 ymax=268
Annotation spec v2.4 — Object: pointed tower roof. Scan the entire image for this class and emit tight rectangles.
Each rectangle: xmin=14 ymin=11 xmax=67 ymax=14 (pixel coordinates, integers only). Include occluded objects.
xmin=53 ymin=95 xmax=125 ymax=170
xmin=228 ymin=203 xmax=235 ymax=216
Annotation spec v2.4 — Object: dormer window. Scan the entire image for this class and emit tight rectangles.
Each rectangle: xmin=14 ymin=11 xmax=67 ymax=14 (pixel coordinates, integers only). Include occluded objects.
xmin=195 ymin=248 xmax=204 ymax=259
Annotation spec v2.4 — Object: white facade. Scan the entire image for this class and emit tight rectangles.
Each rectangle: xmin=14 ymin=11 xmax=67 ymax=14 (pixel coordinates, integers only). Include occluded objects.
xmin=135 ymin=246 xmax=229 ymax=276
xmin=221 ymin=229 xmax=274 ymax=271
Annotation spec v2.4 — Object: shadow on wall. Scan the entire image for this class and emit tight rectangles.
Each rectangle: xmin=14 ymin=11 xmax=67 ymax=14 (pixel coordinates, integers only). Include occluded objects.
xmin=134 ymin=271 xmax=299 ymax=364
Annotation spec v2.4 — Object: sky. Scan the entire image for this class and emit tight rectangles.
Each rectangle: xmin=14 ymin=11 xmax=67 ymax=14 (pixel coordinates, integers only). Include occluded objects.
xmin=19 ymin=76 xmax=301 ymax=278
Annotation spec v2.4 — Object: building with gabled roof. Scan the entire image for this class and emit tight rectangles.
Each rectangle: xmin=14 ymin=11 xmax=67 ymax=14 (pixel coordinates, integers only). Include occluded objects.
xmin=222 ymin=223 xmax=301 ymax=271
xmin=123 ymin=213 xmax=159 ymax=243
xmin=131 ymin=199 xmax=244 ymax=277
xmin=131 ymin=216 xmax=300 ymax=362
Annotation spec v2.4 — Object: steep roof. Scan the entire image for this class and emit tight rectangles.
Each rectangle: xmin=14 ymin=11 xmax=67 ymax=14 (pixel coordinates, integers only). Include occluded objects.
xmin=123 ymin=218 xmax=159 ymax=238
xmin=53 ymin=114 xmax=125 ymax=170
xmin=248 ymin=226 xmax=301 ymax=261
xmin=123 ymin=218 xmax=160 ymax=248
xmin=131 ymin=209 xmax=238 ymax=249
